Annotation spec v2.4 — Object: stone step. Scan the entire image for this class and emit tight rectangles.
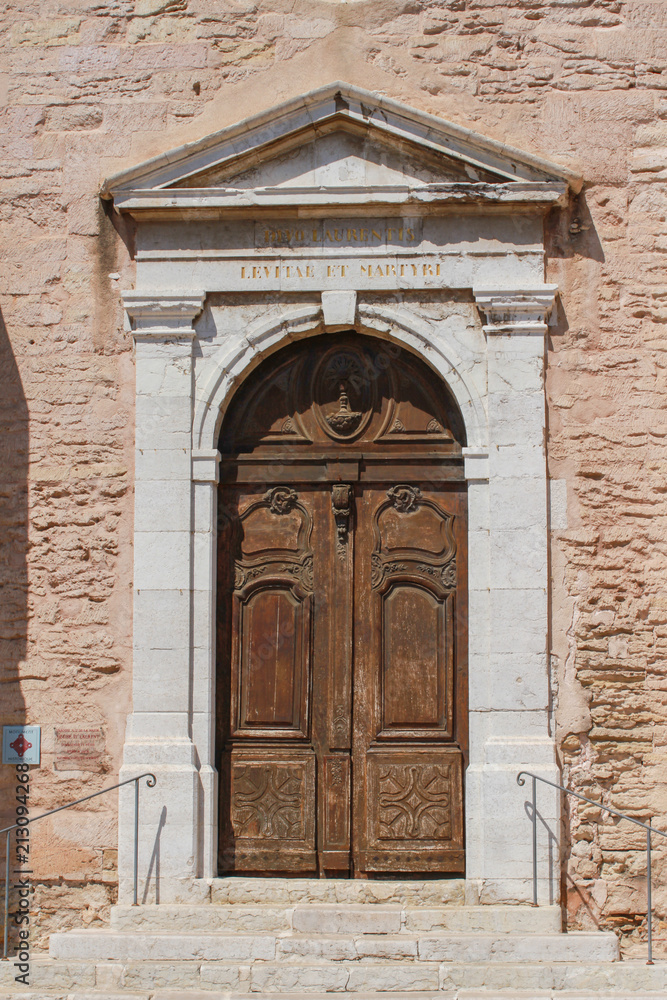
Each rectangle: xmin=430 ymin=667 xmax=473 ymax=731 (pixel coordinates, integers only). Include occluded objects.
xmin=109 ymin=902 xmax=562 ymax=935
xmin=49 ymin=929 xmax=619 ymax=964
xmin=111 ymin=902 xmax=293 ymax=932
xmin=0 ymin=986 xmax=664 ymax=1000
xmin=0 ymin=972 xmax=667 ymax=1000
xmin=276 ymin=931 xmax=618 ymax=964
xmin=209 ymin=877 xmax=466 ymax=906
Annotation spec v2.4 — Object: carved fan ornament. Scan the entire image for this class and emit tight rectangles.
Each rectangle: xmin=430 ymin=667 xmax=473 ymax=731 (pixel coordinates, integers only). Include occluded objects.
xmin=218 ymin=333 xmax=466 ymax=456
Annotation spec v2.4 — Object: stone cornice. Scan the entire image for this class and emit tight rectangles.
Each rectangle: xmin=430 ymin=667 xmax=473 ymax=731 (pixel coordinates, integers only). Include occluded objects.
xmin=122 ymin=291 xmax=206 ymax=339
xmin=110 ymin=182 xmax=568 ymax=220
xmin=473 ymin=286 xmax=558 ymax=335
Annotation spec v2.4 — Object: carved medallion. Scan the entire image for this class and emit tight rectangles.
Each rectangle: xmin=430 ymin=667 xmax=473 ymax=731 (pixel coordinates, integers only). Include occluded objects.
xmin=264 ymin=486 xmax=298 ymax=514
xmin=387 ymin=484 xmax=421 ymax=513
xmin=313 ymin=348 xmax=374 ymax=440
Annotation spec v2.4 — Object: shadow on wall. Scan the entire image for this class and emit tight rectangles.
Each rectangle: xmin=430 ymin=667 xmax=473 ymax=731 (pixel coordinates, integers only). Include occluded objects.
xmin=0 ymin=306 xmax=28 ymax=818
xmin=546 ymin=189 xmax=605 ymax=264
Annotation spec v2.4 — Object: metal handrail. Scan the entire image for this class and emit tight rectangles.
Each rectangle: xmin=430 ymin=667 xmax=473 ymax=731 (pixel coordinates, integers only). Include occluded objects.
xmin=517 ymin=770 xmax=667 ymax=965
xmin=1 ymin=772 xmax=156 ymax=960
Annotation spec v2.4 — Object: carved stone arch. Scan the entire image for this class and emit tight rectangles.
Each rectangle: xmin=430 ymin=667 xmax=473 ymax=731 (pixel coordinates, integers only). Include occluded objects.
xmin=194 ymin=304 xmax=487 ymax=458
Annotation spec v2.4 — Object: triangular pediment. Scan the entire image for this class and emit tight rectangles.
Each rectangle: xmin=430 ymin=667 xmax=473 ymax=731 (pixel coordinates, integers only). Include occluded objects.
xmin=176 ymin=123 xmax=503 ymax=191
xmin=102 ymin=83 xmax=581 ymax=217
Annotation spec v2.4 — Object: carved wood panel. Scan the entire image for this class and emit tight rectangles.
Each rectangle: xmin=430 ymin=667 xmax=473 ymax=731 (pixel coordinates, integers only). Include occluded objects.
xmin=220 ymin=748 xmax=317 ymax=872
xmin=230 ymin=487 xmax=313 ymax=739
xmin=352 ymin=482 xmax=467 ymax=874
xmin=360 ymin=749 xmax=464 ymax=872
xmin=217 ymin=334 xmax=467 ymax=877
xmin=320 ymin=754 xmax=351 ymax=870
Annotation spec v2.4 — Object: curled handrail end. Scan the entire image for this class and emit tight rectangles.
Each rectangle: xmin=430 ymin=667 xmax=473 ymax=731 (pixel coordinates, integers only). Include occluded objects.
xmin=145 ymin=773 xmax=157 ymax=788
xmin=516 ymin=771 xmax=528 ymax=787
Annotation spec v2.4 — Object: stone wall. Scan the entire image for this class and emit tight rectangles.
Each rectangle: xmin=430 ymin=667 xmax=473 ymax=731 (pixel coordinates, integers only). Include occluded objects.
xmin=2 ymin=0 xmax=666 ymax=952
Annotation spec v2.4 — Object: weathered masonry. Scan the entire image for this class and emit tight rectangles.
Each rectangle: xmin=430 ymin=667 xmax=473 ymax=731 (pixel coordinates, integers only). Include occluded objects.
xmin=102 ymin=84 xmax=582 ymax=904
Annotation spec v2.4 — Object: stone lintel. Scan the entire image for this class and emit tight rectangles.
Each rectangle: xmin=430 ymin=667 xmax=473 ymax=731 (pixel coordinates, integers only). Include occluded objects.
xmin=473 ymin=286 xmax=558 ymax=335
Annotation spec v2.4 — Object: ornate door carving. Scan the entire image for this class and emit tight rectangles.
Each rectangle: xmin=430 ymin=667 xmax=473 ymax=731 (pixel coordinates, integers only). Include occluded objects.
xmin=353 ymin=483 xmax=466 ymax=873
xmin=217 ymin=334 xmax=467 ymax=875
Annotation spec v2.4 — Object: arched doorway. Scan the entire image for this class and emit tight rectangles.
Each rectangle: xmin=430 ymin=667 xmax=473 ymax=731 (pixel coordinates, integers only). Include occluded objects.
xmin=216 ymin=333 xmax=468 ymax=877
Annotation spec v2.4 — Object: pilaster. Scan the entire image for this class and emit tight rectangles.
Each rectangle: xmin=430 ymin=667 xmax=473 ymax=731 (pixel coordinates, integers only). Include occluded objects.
xmin=192 ymin=449 xmax=221 ymax=880
xmin=466 ymin=286 xmax=559 ymax=904
xmin=118 ymin=291 xmax=206 ymax=902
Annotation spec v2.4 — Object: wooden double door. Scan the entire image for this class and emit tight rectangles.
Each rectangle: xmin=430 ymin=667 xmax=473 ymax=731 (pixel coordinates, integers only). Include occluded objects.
xmin=217 ymin=335 xmax=467 ymax=876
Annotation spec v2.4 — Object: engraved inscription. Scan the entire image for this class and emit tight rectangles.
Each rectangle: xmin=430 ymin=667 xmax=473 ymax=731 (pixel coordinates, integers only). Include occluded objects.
xmin=378 ymin=764 xmax=452 ymax=841
xmin=259 ymin=222 xmax=419 ymax=247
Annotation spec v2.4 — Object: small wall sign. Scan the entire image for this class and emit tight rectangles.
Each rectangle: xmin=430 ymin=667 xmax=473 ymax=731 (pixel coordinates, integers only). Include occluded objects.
xmin=2 ymin=725 xmax=41 ymax=765
xmin=54 ymin=726 xmax=104 ymax=771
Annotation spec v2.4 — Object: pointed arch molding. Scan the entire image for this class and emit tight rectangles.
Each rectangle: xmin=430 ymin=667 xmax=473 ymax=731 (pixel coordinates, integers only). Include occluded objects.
xmin=114 ymin=84 xmax=570 ymax=909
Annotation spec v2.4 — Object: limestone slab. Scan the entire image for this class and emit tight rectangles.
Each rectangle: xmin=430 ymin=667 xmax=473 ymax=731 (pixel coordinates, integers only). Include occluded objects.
xmin=209 ymin=877 xmax=466 ymax=906
xmin=404 ymin=904 xmax=560 ymax=934
xmin=291 ymin=905 xmax=402 ymax=934
xmin=418 ymin=932 xmax=619 ymax=963
xmin=110 ymin=903 xmax=291 ymax=932
xmin=346 ymin=963 xmax=441 ymax=992
xmin=249 ymin=963 xmax=350 ymax=992
xmin=49 ymin=930 xmax=276 ymax=961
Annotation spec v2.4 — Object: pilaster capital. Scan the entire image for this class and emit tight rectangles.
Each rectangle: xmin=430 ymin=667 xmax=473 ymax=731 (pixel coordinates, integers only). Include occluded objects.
xmin=473 ymin=285 xmax=558 ymax=336
xmin=192 ymin=449 xmax=220 ymax=484
xmin=122 ymin=290 xmax=206 ymax=340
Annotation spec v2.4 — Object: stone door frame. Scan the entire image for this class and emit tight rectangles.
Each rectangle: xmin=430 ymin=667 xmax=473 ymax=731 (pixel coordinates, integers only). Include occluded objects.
xmin=117 ymin=287 xmax=560 ymax=906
